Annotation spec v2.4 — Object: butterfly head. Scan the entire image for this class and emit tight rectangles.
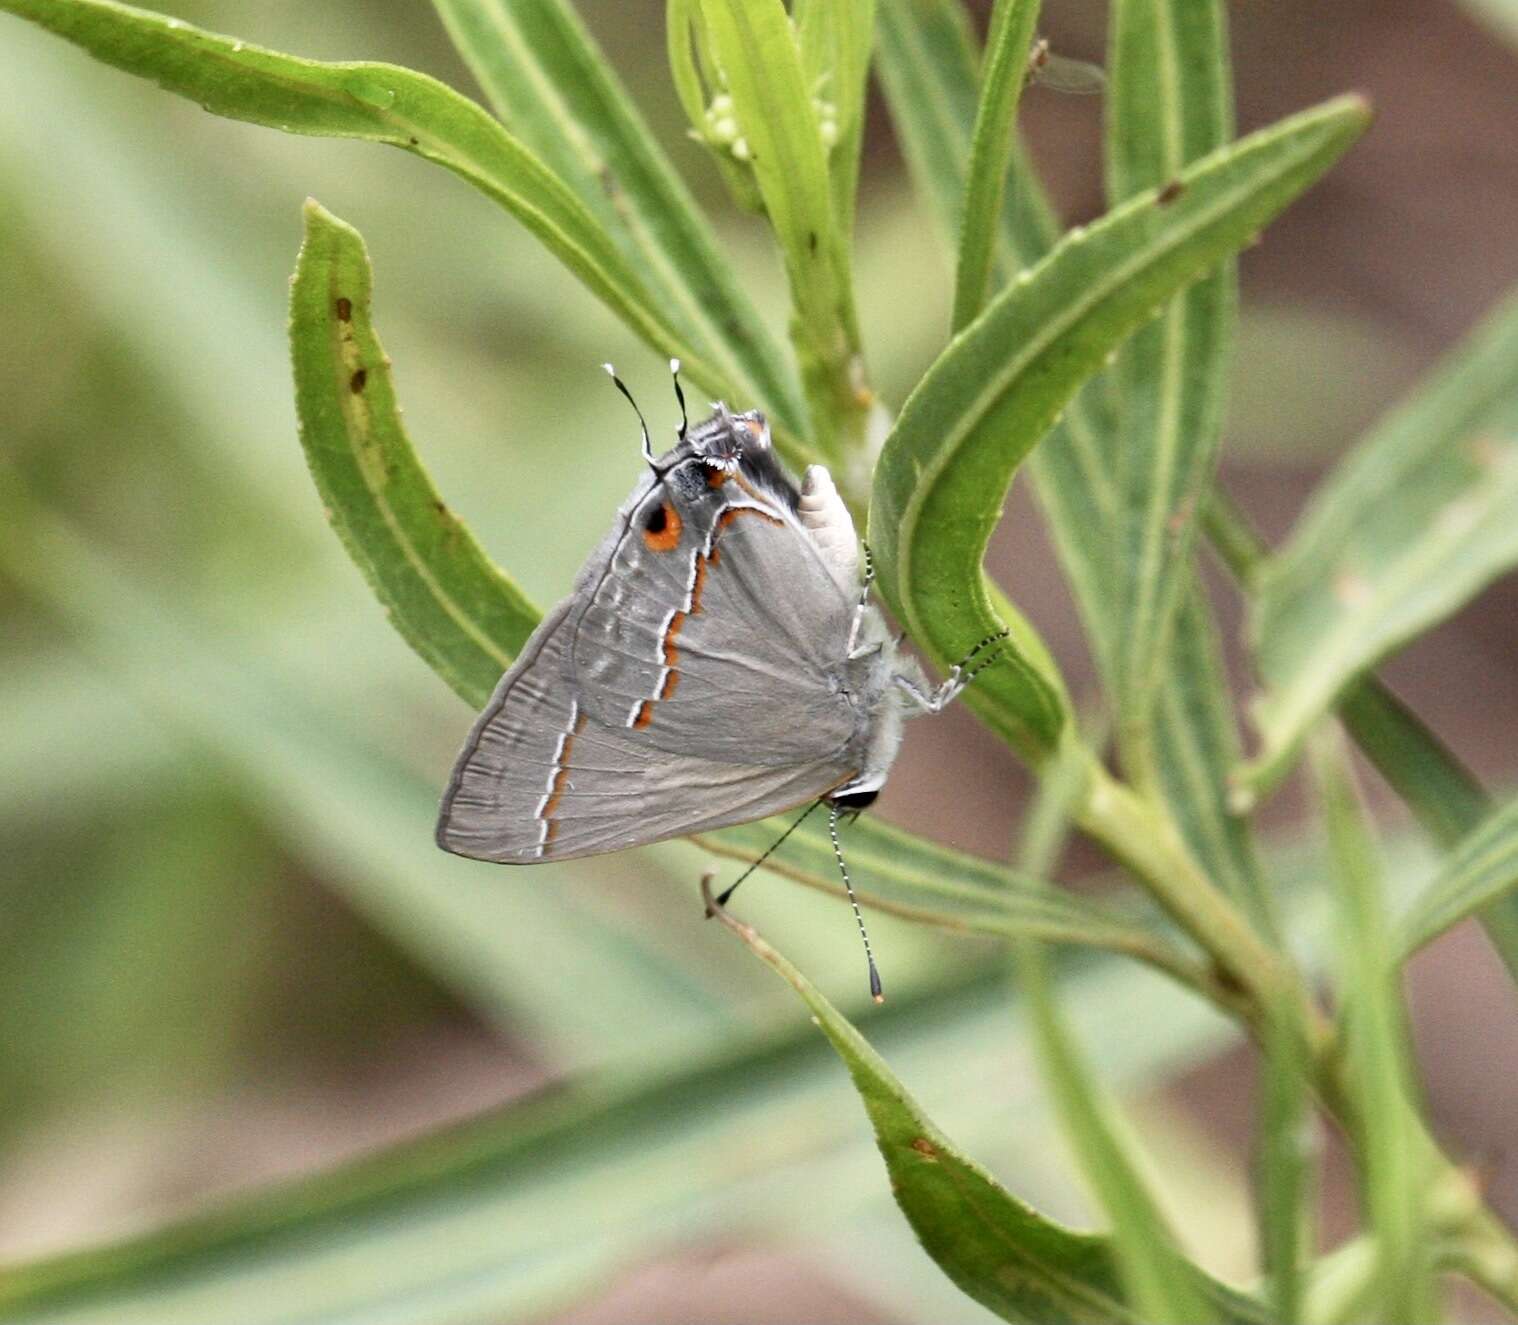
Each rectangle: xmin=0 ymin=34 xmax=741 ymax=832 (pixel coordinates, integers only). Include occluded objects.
xmin=690 ymin=404 xmax=770 ymax=473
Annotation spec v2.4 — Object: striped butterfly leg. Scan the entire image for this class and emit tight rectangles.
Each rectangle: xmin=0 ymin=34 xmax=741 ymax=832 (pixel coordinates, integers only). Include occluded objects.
xmin=845 ymin=540 xmax=877 ymax=658
xmin=892 ymin=628 xmax=1012 ymax=714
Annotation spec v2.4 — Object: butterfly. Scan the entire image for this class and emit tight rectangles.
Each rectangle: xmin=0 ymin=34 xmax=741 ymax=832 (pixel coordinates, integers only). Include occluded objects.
xmin=436 ymin=363 xmax=1004 ymax=995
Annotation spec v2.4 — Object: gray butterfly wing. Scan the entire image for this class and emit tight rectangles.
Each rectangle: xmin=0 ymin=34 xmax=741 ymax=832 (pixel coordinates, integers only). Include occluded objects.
xmin=568 ymin=477 xmax=858 ymax=762
xmin=436 ymin=594 xmax=859 ymax=864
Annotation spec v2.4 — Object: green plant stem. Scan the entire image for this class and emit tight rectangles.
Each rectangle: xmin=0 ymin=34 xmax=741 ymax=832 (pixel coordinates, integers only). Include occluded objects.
xmin=1074 ymin=747 xmax=1313 ymax=1035
xmin=1066 ymin=732 xmax=1518 ymax=1315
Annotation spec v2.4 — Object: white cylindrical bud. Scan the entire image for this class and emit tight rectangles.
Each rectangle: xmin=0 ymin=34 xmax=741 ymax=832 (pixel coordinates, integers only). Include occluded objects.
xmin=799 ymin=465 xmax=860 ymax=594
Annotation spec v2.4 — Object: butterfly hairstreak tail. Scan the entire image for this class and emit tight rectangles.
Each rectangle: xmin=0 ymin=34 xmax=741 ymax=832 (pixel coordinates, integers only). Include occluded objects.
xmin=436 ymin=362 xmax=1008 ymax=1001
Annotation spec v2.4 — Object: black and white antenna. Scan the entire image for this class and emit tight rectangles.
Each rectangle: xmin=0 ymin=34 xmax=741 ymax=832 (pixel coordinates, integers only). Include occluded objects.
xmin=709 ymin=798 xmax=823 ymax=911
xmin=829 ymin=801 xmax=884 ymax=1002
xmin=706 ymin=797 xmax=884 ymax=1003
xmin=669 ymin=357 xmax=690 ymax=443
xmin=603 ymin=362 xmax=660 ymax=474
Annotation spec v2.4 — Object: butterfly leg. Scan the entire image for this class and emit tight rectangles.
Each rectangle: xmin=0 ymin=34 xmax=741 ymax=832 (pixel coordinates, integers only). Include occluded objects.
xmin=892 ymin=629 xmax=1010 ymax=713
xmin=845 ymin=541 xmax=877 ymax=658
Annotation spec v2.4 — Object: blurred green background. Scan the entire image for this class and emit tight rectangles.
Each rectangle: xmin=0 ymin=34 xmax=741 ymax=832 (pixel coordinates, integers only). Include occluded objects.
xmin=3 ymin=0 xmax=1518 ymax=1320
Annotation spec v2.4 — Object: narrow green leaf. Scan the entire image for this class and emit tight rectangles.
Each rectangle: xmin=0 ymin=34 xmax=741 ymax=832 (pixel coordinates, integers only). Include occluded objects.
xmin=1206 ymin=489 xmax=1518 ymax=979
xmin=1254 ymin=993 xmax=1315 ymax=1325
xmin=951 ymin=0 xmax=1042 ymax=332
xmin=1019 ymin=942 xmax=1213 ymax=1324
xmin=1395 ymin=795 xmax=1518 ymax=961
xmin=874 ymin=0 xmax=1124 ymax=683
xmin=1012 ymin=735 xmax=1214 ymax=1324
xmin=1155 ymin=586 xmax=1279 ymax=937
xmin=1338 ymin=682 xmax=1491 ymax=853
xmin=1248 ymin=285 xmax=1518 ymax=796
xmin=1308 ymin=726 xmax=1437 ymax=1323
xmin=706 ymin=891 xmax=1267 ymax=1325
xmin=794 ymin=0 xmax=875 ymax=252
xmin=429 ymin=0 xmax=805 ymax=432
xmin=0 ymin=0 xmax=744 ymax=435
xmin=696 ymin=0 xmax=861 ymax=457
xmin=874 ymin=0 xmax=1283 ymax=963
xmin=1105 ymin=0 xmax=1237 ymax=777
xmin=291 ymin=200 xmax=537 ymax=706
xmin=869 ymin=95 xmax=1371 ymax=762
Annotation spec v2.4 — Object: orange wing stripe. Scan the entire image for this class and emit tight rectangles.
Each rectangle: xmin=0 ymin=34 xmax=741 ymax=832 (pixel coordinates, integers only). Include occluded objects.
xmin=634 ymin=502 xmax=785 ymax=730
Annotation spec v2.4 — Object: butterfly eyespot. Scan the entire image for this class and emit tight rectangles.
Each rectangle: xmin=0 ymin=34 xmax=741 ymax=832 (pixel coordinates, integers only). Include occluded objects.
xmin=642 ymin=500 xmax=682 ymax=551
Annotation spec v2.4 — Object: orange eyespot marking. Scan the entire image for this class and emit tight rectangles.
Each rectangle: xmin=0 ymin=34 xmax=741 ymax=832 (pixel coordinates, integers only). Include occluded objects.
xmin=642 ymin=501 xmax=682 ymax=551
xmin=632 ymin=700 xmax=655 ymax=729
xmin=740 ymin=416 xmax=766 ymax=439
xmin=707 ymin=465 xmax=729 ymax=488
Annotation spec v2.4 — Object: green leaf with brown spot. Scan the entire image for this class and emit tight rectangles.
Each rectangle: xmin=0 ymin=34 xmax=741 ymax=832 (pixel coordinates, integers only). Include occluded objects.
xmin=869 ymin=95 xmax=1371 ymax=762
xmin=291 ymin=200 xmax=538 ymax=706
xmin=707 ymin=889 xmax=1269 ymax=1324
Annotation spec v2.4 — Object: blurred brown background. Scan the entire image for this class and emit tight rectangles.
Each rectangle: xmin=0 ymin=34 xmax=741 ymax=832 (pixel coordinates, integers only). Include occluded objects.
xmin=2 ymin=0 xmax=1517 ymax=1320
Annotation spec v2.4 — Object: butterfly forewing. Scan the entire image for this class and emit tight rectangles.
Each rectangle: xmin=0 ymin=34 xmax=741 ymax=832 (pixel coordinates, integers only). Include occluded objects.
xmin=436 ymin=440 xmax=865 ymax=864
xmin=569 ymin=474 xmax=857 ymax=762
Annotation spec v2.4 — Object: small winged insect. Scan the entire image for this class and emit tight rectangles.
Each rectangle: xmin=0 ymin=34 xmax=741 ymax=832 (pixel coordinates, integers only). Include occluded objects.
xmin=1025 ymin=37 xmax=1107 ymax=95
xmin=437 ymin=362 xmax=1007 ymax=1000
